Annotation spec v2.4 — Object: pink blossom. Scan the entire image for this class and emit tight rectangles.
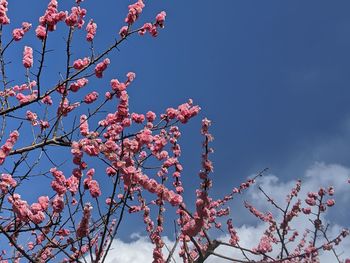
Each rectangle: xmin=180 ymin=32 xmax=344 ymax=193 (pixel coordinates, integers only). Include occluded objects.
xmin=326 ymin=199 xmax=335 ymax=207
xmin=16 ymin=91 xmax=38 ymax=104
xmin=95 ymin=58 xmax=110 ymax=78
xmin=26 ymin=110 xmax=38 ymax=126
xmin=0 ymin=130 xmax=19 ymax=165
xmin=155 ymin=11 xmax=166 ymax=28
xmin=0 ymin=173 xmax=16 ymax=194
xmin=76 ymin=203 xmax=92 ymax=238
xmin=23 ymin=46 xmax=33 ymax=68
xmin=125 ymin=0 xmax=145 ymax=25
xmin=131 ymin=113 xmax=145 ymax=123
xmin=8 ymin=194 xmax=32 ymax=223
xmin=38 ymin=196 xmax=49 ymax=211
xmin=86 ymin=19 xmax=97 ymax=41
xmin=69 ymin=78 xmax=88 ymax=92
xmin=84 ymin=91 xmax=99 ymax=104
xmin=255 ymin=235 xmax=272 ymax=253
xmin=12 ymin=22 xmax=32 ymax=41
xmin=80 ymin=114 xmax=89 ymax=136
xmin=65 ymin=6 xmax=87 ymax=28
xmin=52 ymin=195 xmax=64 ymax=213
xmin=0 ymin=0 xmax=10 ymax=25
xmin=146 ymin=111 xmax=156 ymax=122
xmin=41 ymin=95 xmax=53 ymax=105
xmin=36 ymin=0 xmax=66 ymax=35
xmin=110 ymin=79 xmax=126 ymax=92
xmin=35 ymin=25 xmax=46 ymax=39
xmin=73 ymin=57 xmax=90 ymax=70
xmin=119 ymin=26 xmax=128 ymax=38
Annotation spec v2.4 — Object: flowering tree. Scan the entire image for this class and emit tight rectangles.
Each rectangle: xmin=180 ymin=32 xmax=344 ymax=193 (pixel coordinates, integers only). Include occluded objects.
xmin=0 ymin=0 xmax=348 ymax=262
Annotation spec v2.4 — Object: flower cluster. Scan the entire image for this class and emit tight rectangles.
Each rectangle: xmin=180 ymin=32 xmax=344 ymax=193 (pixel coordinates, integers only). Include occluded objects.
xmin=95 ymin=58 xmax=110 ymax=78
xmin=0 ymin=130 xmax=19 ymax=165
xmin=36 ymin=0 xmax=66 ymax=39
xmin=23 ymin=46 xmax=33 ymax=68
xmin=0 ymin=0 xmax=9 ymax=25
xmin=86 ymin=19 xmax=97 ymax=41
xmin=12 ymin=22 xmax=31 ymax=41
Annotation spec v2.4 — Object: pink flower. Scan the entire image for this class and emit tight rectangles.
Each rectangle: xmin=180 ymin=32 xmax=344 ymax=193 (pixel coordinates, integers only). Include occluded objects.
xmin=146 ymin=111 xmax=156 ymax=122
xmin=76 ymin=203 xmax=92 ymax=237
xmin=88 ymin=180 xmax=101 ymax=198
xmin=326 ymin=199 xmax=335 ymax=207
xmin=84 ymin=91 xmax=99 ymax=104
xmin=23 ymin=46 xmax=33 ymax=68
xmin=0 ymin=173 xmax=16 ymax=193
xmin=73 ymin=57 xmax=90 ymax=70
xmin=69 ymin=78 xmax=88 ymax=92
xmin=65 ymin=6 xmax=87 ymax=28
xmin=80 ymin=114 xmax=89 ymax=136
xmin=131 ymin=113 xmax=145 ymax=123
xmin=41 ymin=95 xmax=53 ymax=105
xmin=38 ymin=196 xmax=49 ymax=211
xmin=0 ymin=130 xmax=19 ymax=165
xmin=126 ymin=72 xmax=136 ymax=83
xmin=125 ymin=0 xmax=145 ymax=25
xmin=36 ymin=0 xmax=66 ymax=36
xmin=255 ymin=235 xmax=272 ymax=253
xmin=110 ymin=79 xmax=126 ymax=92
xmin=35 ymin=25 xmax=46 ymax=40
xmin=52 ymin=195 xmax=64 ymax=213
xmin=26 ymin=110 xmax=38 ymax=126
xmin=0 ymin=0 xmax=10 ymax=25
xmin=119 ymin=26 xmax=128 ymax=38
xmin=86 ymin=19 xmax=97 ymax=41
xmin=155 ymin=11 xmax=166 ymax=28
xmin=95 ymin=58 xmax=110 ymax=78
xmin=12 ymin=22 xmax=31 ymax=41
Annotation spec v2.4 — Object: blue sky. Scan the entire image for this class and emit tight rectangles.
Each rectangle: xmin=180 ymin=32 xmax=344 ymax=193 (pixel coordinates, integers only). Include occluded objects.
xmin=2 ymin=0 xmax=350 ymax=260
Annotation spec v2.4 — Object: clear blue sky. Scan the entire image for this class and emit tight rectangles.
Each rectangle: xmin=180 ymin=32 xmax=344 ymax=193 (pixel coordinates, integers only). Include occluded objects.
xmin=4 ymin=0 xmax=350 ymax=240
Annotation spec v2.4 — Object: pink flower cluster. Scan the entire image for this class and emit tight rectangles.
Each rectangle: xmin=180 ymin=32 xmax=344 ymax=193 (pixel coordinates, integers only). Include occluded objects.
xmin=164 ymin=99 xmax=200 ymax=124
xmin=131 ymin=113 xmax=145 ymax=124
xmin=155 ymin=11 xmax=166 ymax=28
xmin=95 ymin=58 xmax=110 ymax=78
xmin=8 ymin=194 xmax=49 ymax=224
xmin=57 ymin=98 xmax=80 ymax=116
xmin=125 ymin=0 xmax=145 ymax=25
xmin=12 ymin=22 xmax=31 ymax=41
xmin=119 ymin=26 xmax=128 ymax=38
xmin=0 ymin=130 xmax=19 ymax=165
xmin=138 ymin=11 xmax=167 ymax=37
xmin=23 ymin=46 xmax=33 ymax=68
xmin=69 ymin=78 xmax=88 ymax=92
xmin=36 ymin=0 xmax=66 ymax=39
xmin=50 ymin=167 xmax=67 ymax=195
xmin=0 ymin=173 xmax=16 ymax=194
xmin=79 ymin=114 xmax=89 ymax=136
xmin=84 ymin=91 xmax=99 ymax=104
xmin=83 ymin=168 xmax=101 ymax=198
xmin=227 ymin=219 xmax=239 ymax=245
xmin=73 ymin=57 xmax=90 ymax=70
xmin=16 ymin=90 xmax=38 ymax=104
xmin=255 ymin=235 xmax=273 ymax=253
xmin=13 ymin=81 xmax=38 ymax=104
xmin=26 ymin=110 xmax=38 ymax=126
xmin=0 ymin=0 xmax=9 ymax=25
xmin=41 ymin=95 xmax=53 ymax=105
xmin=65 ymin=6 xmax=87 ymax=28
xmin=86 ymin=19 xmax=97 ymax=41
xmin=76 ymin=203 xmax=92 ymax=237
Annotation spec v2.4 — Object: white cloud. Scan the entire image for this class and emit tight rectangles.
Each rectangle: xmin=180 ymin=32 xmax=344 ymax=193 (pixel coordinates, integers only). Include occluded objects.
xmin=102 ymin=162 xmax=350 ymax=262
